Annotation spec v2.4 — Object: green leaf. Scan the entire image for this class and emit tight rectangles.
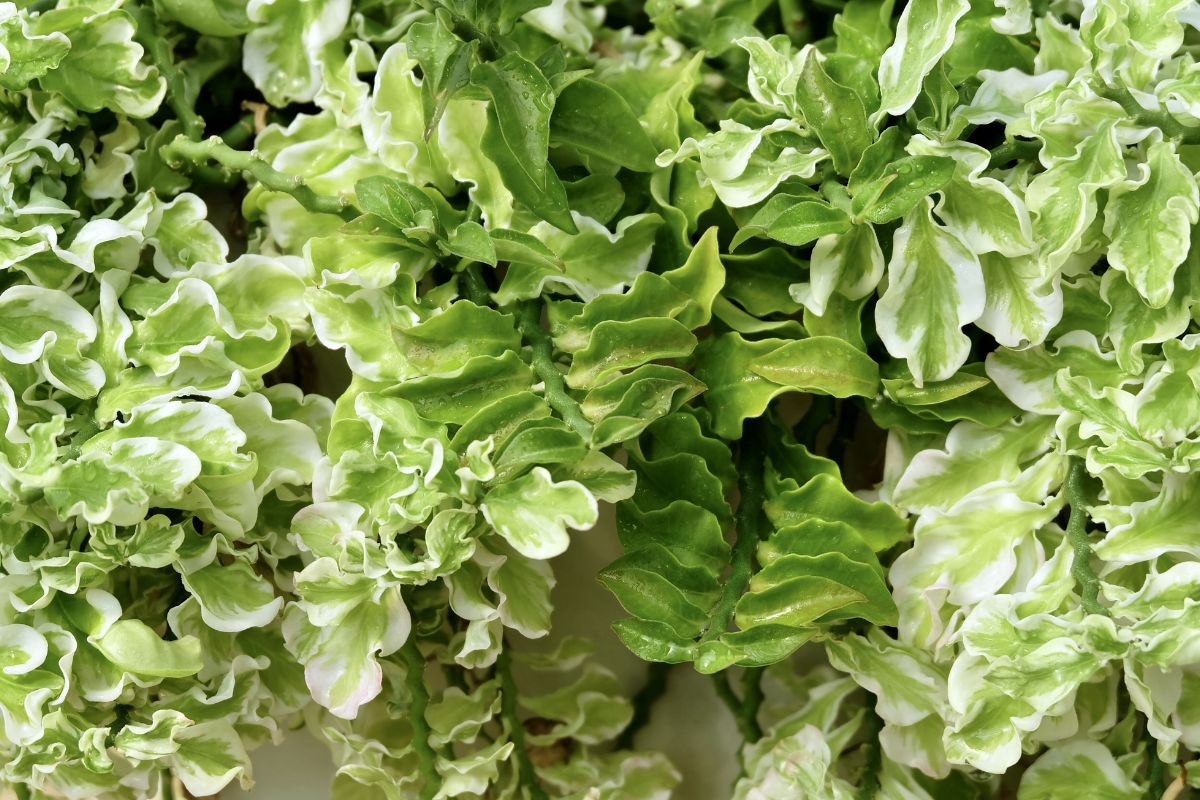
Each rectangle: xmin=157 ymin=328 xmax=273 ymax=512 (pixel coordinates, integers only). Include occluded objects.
xmin=851 ymin=154 xmax=956 ymax=224
xmin=732 ymin=195 xmax=852 ymax=250
xmin=353 ymin=175 xmax=439 ymax=233
xmin=876 ymin=198 xmax=984 ymax=386
xmin=31 ymin=7 xmax=165 ymax=116
xmin=480 ymin=467 xmax=599 ymax=559
xmin=550 ymin=78 xmax=660 ymax=171
xmin=474 ymin=53 xmax=576 ymax=232
xmin=749 ymin=336 xmax=880 ymax=398
xmin=1104 ymin=139 xmax=1199 ymax=308
xmin=795 ymin=48 xmax=873 ymax=176
xmin=875 ymin=0 xmax=971 ymax=120
xmin=92 ymin=619 xmax=203 ymax=679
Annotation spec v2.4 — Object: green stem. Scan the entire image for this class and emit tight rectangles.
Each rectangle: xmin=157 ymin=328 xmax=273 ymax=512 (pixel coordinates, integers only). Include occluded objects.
xmin=220 ymin=114 xmax=257 ymax=149
xmin=130 ymin=7 xmax=204 ymax=140
xmin=616 ymin=662 xmax=673 ymax=750
xmin=700 ymin=422 xmax=767 ymax=646
xmin=740 ymin=667 xmax=765 ymax=740
xmin=1104 ymin=86 xmax=1200 ymax=144
xmin=859 ymin=702 xmax=883 ymax=800
xmin=399 ymin=640 xmax=440 ymax=800
xmin=1065 ymin=457 xmax=1108 ymax=617
xmin=159 ymin=135 xmax=358 ymax=220
xmin=710 ymin=671 xmax=763 ymax=743
xmin=1143 ymin=717 xmax=1170 ymax=800
xmin=459 ymin=261 xmax=491 ymax=306
xmin=987 ymin=139 xmax=1042 ymax=169
xmin=516 ymin=302 xmax=593 ymax=439
xmin=497 ymin=646 xmax=549 ymax=800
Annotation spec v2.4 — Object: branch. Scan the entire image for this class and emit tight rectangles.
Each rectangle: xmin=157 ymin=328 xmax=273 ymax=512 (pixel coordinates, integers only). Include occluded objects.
xmin=615 ymin=662 xmax=673 ymax=750
xmin=159 ymin=135 xmax=358 ymax=220
xmin=459 ymin=261 xmax=492 ymax=307
xmin=219 ymin=114 xmax=257 ymax=149
xmin=516 ymin=301 xmax=593 ymax=439
xmin=987 ymin=139 xmax=1042 ymax=170
xmin=1064 ymin=456 xmax=1108 ymax=617
xmin=496 ymin=646 xmax=549 ymax=800
xmin=740 ymin=667 xmax=765 ymax=739
xmin=700 ymin=421 xmax=767 ymax=645
xmin=1103 ymin=86 xmax=1200 ymax=145
xmin=710 ymin=671 xmax=762 ymax=743
xmin=130 ymin=6 xmax=204 ymax=140
xmin=858 ymin=701 xmax=883 ymax=800
xmin=399 ymin=639 xmax=440 ymax=800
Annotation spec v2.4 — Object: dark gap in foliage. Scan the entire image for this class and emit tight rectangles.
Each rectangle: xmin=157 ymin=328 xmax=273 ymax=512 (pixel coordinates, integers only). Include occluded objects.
xmin=265 ymin=342 xmax=353 ymax=399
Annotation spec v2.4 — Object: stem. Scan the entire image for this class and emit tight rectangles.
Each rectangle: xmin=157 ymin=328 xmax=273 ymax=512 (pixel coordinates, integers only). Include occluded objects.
xmin=220 ymin=114 xmax=257 ymax=149
xmin=1104 ymin=86 xmax=1200 ymax=144
xmin=1143 ymin=717 xmax=1172 ymax=800
xmin=615 ymin=662 xmax=673 ymax=750
xmin=699 ymin=422 xmax=767 ymax=645
xmin=159 ymin=135 xmax=358 ymax=220
xmin=459 ymin=261 xmax=491 ymax=306
xmin=1065 ymin=457 xmax=1108 ymax=617
xmin=516 ymin=301 xmax=593 ymax=439
xmin=987 ymin=139 xmax=1042 ymax=169
xmin=130 ymin=6 xmax=204 ymax=140
xmin=740 ymin=667 xmax=765 ymax=740
xmin=399 ymin=639 xmax=440 ymax=800
xmin=497 ymin=646 xmax=549 ymax=800
xmin=710 ymin=671 xmax=762 ymax=742
xmin=859 ymin=702 xmax=883 ymax=800
xmin=1162 ymin=774 xmax=1187 ymax=800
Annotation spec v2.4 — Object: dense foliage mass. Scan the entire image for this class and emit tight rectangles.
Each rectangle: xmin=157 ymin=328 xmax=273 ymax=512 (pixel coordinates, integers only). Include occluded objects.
xmin=3 ymin=0 xmax=1200 ymax=797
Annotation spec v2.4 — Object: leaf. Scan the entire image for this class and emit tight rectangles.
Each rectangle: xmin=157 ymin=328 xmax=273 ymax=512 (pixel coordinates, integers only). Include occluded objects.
xmin=851 ymin=154 xmax=956 ymax=224
xmin=243 ymin=0 xmax=350 ymax=106
xmin=1018 ymin=742 xmax=1140 ymax=800
xmin=480 ymin=467 xmax=599 ymax=560
xmin=474 ymin=53 xmax=576 ymax=232
xmin=180 ymin=559 xmax=285 ymax=633
xmin=732 ymin=196 xmax=852 ymax=250
xmin=750 ymin=337 xmax=880 ymax=397
xmin=353 ymin=175 xmax=439 ymax=232
xmin=1104 ymin=138 xmax=1199 ymax=308
xmin=31 ymin=7 xmax=166 ymax=116
xmin=92 ymin=619 xmax=203 ymax=679
xmin=795 ymin=48 xmax=873 ymax=176
xmin=550 ymin=78 xmax=659 ymax=171
xmin=875 ymin=198 xmax=985 ymax=386
xmin=875 ymin=0 xmax=971 ymax=120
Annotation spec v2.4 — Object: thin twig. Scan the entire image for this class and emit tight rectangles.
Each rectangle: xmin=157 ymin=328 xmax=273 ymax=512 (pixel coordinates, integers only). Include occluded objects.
xmin=159 ymin=135 xmax=358 ymax=220
xmin=1064 ymin=457 xmax=1108 ymax=617
xmin=399 ymin=639 xmax=440 ymax=800
xmin=1161 ymin=773 xmax=1186 ymax=800
xmin=616 ymin=662 xmax=673 ymax=750
xmin=497 ymin=646 xmax=549 ymax=800
xmin=516 ymin=301 xmax=593 ymax=439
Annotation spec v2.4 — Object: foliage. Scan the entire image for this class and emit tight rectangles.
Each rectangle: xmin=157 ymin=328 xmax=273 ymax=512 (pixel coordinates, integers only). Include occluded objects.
xmin=3 ymin=0 xmax=1200 ymax=797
